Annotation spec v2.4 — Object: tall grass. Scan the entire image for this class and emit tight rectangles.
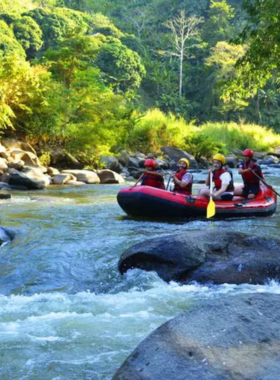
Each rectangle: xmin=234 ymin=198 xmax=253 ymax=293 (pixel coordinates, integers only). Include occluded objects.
xmin=127 ymin=108 xmax=195 ymax=152
xmin=127 ymin=112 xmax=280 ymax=156
xmin=199 ymin=123 xmax=280 ymax=153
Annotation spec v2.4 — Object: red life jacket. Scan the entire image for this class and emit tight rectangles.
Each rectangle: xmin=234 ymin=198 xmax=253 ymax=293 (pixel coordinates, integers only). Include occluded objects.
xmin=239 ymin=160 xmax=263 ymax=185
xmin=212 ymin=168 xmax=234 ymax=192
xmin=174 ymin=169 xmax=193 ymax=195
xmin=141 ymin=172 xmax=165 ymax=189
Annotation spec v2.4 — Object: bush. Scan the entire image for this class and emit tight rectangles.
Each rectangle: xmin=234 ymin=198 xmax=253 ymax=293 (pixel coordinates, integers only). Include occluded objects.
xmin=127 ymin=109 xmax=194 ymax=152
xmin=198 ymin=122 xmax=280 ymax=153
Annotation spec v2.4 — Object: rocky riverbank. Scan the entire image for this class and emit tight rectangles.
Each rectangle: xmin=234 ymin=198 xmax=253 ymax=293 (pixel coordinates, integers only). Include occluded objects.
xmin=1 ymin=138 xmax=280 ymax=193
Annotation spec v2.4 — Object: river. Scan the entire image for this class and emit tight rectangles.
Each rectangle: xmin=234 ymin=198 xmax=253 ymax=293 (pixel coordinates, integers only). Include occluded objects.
xmin=1 ymin=168 xmax=280 ymax=380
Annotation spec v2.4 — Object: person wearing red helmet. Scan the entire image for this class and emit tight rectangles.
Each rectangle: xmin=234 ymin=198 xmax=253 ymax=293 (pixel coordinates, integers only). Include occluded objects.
xmin=140 ymin=159 xmax=165 ymax=189
xmin=234 ymin=149 xmax=263 ymax=198
xmin=172 ymin=158 xmax=193 ymax=195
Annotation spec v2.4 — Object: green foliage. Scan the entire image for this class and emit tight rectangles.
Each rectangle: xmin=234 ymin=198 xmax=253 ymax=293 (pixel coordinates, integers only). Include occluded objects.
xmin=12 ymin=16 xmax=43 ymax=58
xmin=24 ymin=7 xmax=89 ymax=49
xmin=0 ymin=0 xmax=34 ymax=14
xmin=95 ymin=38 xmax=146 ymax=94
xmin=0 ymin=53 xmax=50 ymax=133
xmin=184 ymin=132 xmax=224 ymax=160
xmin=202 ymin=0 xmax=235 ymax=47
xmin=198 ymin=122 xmax=280 ymax=153
xmin=39 ymin=151 xmax=51 ymax=166
xmin=127 ymin=108 xmax=194 ymax=152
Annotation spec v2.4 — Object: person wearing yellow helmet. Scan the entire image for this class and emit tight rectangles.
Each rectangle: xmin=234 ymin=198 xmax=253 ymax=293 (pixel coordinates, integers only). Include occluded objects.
xmin=198 ymin=154 xmax=234 ymax=200
xmin=172 ymin=158 xmax=193 ymax=195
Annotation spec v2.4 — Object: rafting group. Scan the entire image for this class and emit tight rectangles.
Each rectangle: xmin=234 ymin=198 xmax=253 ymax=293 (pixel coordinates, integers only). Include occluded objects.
xmin=117 ymin=149 xmax=278 ymax=218
xmin=140 ymin=149 xmax=264 ymax=201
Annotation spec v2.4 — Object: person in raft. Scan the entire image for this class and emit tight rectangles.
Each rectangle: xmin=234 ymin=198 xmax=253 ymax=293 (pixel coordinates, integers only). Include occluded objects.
xmin=234 ymin=149 xmax=263 ymax=198
xmin=198 ymin=153 xmax=234 ymax=200
xmin=140 ymin=159 xmax=165 ymax=189
xmin=172 ymin=158 xmax=193 ymax=195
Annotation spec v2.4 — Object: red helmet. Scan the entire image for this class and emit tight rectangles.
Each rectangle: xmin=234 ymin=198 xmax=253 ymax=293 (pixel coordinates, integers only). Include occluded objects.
xmin=144 ymin=159 xmax=156 ymax=168
xmin=242 ymin=149 xmax=254 ymax=158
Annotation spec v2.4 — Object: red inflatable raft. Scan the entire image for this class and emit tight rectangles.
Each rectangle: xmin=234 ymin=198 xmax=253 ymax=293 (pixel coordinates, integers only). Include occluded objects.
xmin=117 ymin=183 xmax=277 ymax=218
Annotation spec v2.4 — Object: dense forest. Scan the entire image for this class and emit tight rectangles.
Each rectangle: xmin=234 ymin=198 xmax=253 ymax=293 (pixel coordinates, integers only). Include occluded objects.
xmin=1 ymin=0 xmax=280 ymax=164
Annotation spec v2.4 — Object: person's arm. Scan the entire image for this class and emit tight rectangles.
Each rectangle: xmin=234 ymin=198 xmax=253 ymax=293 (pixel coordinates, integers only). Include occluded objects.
xmin=211 ymin=172 xmax=230 ymax=197
xmin=205 ymin=170 xmax=211 ymax=187
xmin=144 ymin=170 xmax=163 ymax=178
xmin=173 ymin=173 xmax=192 ymax=189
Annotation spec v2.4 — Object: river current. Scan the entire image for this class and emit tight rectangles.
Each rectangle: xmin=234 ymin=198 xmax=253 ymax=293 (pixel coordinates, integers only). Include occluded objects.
xmin=1 ymin=168 xmax=280 ymax=380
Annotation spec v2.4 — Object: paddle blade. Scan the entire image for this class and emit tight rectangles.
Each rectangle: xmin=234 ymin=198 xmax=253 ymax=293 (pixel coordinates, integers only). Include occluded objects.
xmin=207 ymin=199 xmax=216 ymax=218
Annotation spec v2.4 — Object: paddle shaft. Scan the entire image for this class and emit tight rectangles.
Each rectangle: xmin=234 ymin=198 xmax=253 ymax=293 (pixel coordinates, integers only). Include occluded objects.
xmin=132 ymin=173 xmax=144 ymax=187
xmin=251 ymin=171 xmax=280 ymax=197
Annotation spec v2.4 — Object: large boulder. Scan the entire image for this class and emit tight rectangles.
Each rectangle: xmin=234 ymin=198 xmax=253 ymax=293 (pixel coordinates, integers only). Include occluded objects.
xmin=100 ymin=156 xmax=123 ymax=173
xmin=52 ymin=173 xmax=73 ymax=185
xmin=1 ymin=138 xmax=36 ymax=154
xmin=61 ymin=169 xmax=100 ymax=184
xmin=8 ymin=170 xmax=46 ymax=190
xmin=49 ymin=149 xmax=83 ymax=169
xmin=97 ymin=169 xmax=125 ymax=184
xmin=113 ymin=293 xmax=280 ymax=380
xmin=0 ymin=227 xmax=15 ymax=245
xmin=119 ymin=231 xmax=280 ymax=284
xmin=161 ymin=147 xmax=198 ymax=168
xmin=22 ymin=167 xmax=51 ymax=186
xmin=0 ymin=157 xmax=8 ymax=171
xmin=9 ymin=149 xmax=41 ymax=167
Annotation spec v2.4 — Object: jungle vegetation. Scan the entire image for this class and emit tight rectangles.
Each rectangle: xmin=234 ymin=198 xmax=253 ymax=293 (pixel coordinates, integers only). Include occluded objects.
xmin=1 ymin=0 xmax=280 ymax=162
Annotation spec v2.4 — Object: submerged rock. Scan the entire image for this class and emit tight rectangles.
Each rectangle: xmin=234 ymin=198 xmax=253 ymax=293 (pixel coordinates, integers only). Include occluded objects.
xmin=113 ymin=293 xmax=280 ymax=380
xmin=119 ymin=231 xmax=280 ymax=284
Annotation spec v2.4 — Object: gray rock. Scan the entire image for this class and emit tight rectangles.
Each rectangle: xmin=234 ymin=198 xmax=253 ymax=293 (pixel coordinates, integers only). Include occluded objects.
xmin=101 ymin=156 xmax=123 ymax=173
xmin=155 ymin=159 xmax=170 ymax=170
xmin=118 ymin=150 xmax=130 ymax=167
xmin=113 ymin=293 xmax=280 ymax=380
xmin=47 ymin=167 xmax=60 ymax=176
xmin=1 ymin=138 xmax=36 ymax=154
xmin=119 ymin=231 xmax=280 ymax=284
xmin=0 ymin=193 xmax=11 ymax=199
xmin=9 ymin=149 xmax=41 ymax=167
xmin=0 ymin=227 xmax=15 ymax=245
xmin=225 ymin=154 xmax=237 ymax=168
xmin=66 ymin=180 xmax=86 ymax=186
xmin=49 ymin=149 xmax=83 ymax=169
xmin=22 ymin=166 xmax=51 ymax=186
xmin=52 ymin=174 xmax=73 ymax=185
xmin=128 ymin=157 xmax=140 ymax=169
xmin=8 ymin=170 xmax=45 ymax=190
xmin=61 ymin=169 xmax=100 ymax=184
xmin=0 ymin=182 xmax=12 ymax=191
xmin=0 ymin=157 xmax=8 ymax=171
xmin=97 ymin=169 xmax=125 ymax=184
xmin=161 ymin=146 xmax=198 ymax=168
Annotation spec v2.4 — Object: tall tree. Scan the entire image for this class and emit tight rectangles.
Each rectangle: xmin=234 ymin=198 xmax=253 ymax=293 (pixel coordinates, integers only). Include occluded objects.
xmin=164 ymin=11 xmax=203 ymax=98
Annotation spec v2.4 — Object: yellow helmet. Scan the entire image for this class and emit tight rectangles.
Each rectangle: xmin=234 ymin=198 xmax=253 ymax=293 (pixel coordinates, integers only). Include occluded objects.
xmin=212 ymin=153 xmax=226 ymax=165
xmin=178 ymin=158 xmax=190 ymax=168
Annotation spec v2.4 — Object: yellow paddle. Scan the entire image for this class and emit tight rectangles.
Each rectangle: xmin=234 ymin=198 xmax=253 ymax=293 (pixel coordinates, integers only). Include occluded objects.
xmin=207 ymin=172 xmax=216 ymax=218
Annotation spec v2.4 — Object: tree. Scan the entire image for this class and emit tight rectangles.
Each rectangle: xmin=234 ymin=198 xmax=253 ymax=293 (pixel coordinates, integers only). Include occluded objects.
xmin=164 ymin=11 xmax=204 ymax=98
xmin=95 ymin=38 xmax=146 ymax=95
xmin=12 ymin=16 xmax=43 ymax=59
xmin=232 ymin=0 xmax=280 ymax=90
xmin=202 ymin=0 xmax=235 ymax=47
